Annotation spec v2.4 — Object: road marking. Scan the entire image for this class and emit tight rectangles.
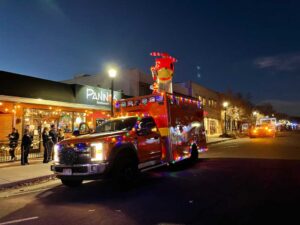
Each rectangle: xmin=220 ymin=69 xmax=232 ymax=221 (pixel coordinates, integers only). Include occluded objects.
xmin=0 ymin=216 xmax=38 ymax=225
xmin=222 ymin=145 xmax=238 ymax=148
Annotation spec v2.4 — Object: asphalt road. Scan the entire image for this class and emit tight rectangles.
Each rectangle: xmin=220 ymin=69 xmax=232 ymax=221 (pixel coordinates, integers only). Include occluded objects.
xmin=0 ymin=132 xmax=299 ymax=225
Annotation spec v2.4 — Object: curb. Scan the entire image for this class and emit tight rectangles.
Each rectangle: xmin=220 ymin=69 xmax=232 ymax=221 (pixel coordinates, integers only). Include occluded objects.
xmin=0 ymin=174 xmax=56 ymax=190
xmin=207 ymin=138 xmax=235 ymax=146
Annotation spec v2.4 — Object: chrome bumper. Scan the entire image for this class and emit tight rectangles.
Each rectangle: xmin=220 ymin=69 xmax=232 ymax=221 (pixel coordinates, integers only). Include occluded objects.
xmin=51 ymin=162 xmax=109 ymax=176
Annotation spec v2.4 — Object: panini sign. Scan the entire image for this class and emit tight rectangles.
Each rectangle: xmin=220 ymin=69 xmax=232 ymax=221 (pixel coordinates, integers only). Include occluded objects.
xmin=75 ymin=85 xmax=121 ymax=108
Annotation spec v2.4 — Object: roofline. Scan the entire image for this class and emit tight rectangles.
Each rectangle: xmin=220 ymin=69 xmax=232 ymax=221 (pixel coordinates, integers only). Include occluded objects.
xmin=0 ymin=95 xmax=109 ymax=111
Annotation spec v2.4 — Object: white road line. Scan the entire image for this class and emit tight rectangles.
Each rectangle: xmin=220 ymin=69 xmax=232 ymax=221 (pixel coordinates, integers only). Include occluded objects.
xmin=222 ymin=145 xmax=238 ymax=148
xmin=0 ymin=216 xmax=38 ymax=225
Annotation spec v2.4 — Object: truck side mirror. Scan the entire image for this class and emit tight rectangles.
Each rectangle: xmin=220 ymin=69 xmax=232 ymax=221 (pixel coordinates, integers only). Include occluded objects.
xmin=137 ymin=127 xmax=150 ymax=136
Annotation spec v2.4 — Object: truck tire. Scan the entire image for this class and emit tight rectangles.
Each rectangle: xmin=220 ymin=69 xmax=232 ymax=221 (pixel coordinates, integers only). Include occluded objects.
xmin=61 ymin=179 xmax=83 ymax=187
xmin=190 ymin=144 xmax=198 ymax=162
xmin=113 ymin=156 xmax=138 ymax=187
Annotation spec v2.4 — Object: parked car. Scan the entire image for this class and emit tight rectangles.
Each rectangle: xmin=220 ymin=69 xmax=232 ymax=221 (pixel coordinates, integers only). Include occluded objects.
xmin=249 ymin=124 xmax=276 ymax=138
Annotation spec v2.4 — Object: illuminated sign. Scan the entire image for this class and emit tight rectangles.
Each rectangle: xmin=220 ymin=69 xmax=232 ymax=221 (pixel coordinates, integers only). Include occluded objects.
xmin=75 ymin=85 xmax=121 ymax=108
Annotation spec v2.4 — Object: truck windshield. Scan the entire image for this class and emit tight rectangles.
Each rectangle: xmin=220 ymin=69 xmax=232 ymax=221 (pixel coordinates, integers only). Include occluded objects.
xmin=95 ymin=117 xmax=137 ymax=133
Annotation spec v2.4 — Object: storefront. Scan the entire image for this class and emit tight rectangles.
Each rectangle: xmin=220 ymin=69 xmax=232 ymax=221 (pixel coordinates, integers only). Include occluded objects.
xmin=0 ymin=71 xmax=121 ymax=162
xmin=203 ymin=117 xmax=221 ymax=136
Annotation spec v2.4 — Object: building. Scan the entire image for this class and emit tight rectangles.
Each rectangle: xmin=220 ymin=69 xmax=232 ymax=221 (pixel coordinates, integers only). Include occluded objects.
xmin=64 ymin=68 xmax=189 ymax=97
xmin=64 ymin=68 xmax=142 ymax=97
xmin=0 ymin=71 xmax=121 ymax=162
xmin=177 ymin=81 xmax=222 ymax=136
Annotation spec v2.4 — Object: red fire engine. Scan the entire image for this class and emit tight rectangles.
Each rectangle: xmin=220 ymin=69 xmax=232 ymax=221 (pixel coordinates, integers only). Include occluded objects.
xmin=51 ymin=52 xmax=207 ymax=187
xmin=51 ymin=92 xmax=207 ymax=187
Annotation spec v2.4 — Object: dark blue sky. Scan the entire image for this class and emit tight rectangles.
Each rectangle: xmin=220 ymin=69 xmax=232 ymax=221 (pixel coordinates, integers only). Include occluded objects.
xmin=0 ymin=0 xmax=300 ymax=115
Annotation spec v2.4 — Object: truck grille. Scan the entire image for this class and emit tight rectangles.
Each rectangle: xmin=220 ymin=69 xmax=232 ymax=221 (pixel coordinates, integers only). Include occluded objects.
xmin=59 ymin=145 xmax=91 ymax=165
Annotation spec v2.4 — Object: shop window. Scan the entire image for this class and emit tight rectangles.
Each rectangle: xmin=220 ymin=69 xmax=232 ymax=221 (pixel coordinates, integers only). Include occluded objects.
xmin=202 ymin=98 xmax=206 ymax=106
xmin=73 ymin=112 xmax=86 ymax=131
xmin=209 ymin=120 xmax=217 ymax=135
xmin=24 ymin=109 xmax=51 ymax=150
xmin=24 ymin=108 xmax=75 ymax=132
xmin=23 ymin=109 xmax=88 ymax=148
xmin=58 ymin=112 xmax=73 ymax=133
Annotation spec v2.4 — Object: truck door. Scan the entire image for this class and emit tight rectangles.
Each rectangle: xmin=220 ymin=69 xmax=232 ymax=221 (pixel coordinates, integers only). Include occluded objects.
xmin=136 ymin=117 xmax=162 ymax=163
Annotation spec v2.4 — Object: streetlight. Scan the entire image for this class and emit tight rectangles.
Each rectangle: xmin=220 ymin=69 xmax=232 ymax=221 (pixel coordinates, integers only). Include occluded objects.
xmin=223 ymin=101 xmax=229 ymax=135
xmin=108 ymin=68 xmax=117 ymax=117
xmin=252 ymin=111 xmax=258 ymax=126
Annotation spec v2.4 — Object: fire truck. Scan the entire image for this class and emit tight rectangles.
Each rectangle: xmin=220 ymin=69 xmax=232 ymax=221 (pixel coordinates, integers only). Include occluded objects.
xmin=51 ymin=93 xmax=207 ymax=187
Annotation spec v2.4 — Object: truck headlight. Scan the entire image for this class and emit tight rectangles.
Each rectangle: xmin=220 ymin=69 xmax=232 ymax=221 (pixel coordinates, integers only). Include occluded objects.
xmin=54 ymin=144 xmax=60 ymax=162
xmin=91 ymin=142 xmax=103 ymax=161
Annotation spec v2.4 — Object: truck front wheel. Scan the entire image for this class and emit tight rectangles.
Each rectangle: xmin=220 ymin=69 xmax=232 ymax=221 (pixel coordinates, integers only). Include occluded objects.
xmin=61 ymin=179 xmax=83 ymax=187
xmin=113 ymin=157 xmax=138 ymax=187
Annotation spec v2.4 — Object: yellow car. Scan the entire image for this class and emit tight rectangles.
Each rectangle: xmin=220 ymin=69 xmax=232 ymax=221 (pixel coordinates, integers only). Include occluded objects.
xmin=249 ymin=125 xmax=276 ymax=138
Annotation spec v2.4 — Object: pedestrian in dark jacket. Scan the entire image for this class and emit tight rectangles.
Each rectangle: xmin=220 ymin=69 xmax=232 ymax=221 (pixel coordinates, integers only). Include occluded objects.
xmin=8 ymin=128 xmax=19 ymax=161
xmin=42 ymin=127 xmax=52 ymax=163
xmin=48 ymin=124 xmax=58 ymax=161
xmin=21 ymin=129 xmax=32 ymax=165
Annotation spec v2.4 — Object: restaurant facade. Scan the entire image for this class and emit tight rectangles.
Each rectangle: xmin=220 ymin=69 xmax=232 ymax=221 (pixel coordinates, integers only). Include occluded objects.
xmin=0 ymin=71 xmax=121 ymax=162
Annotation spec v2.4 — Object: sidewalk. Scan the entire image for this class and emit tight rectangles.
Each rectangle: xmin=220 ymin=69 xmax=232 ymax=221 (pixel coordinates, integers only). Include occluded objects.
xmin=206 ymin=135 xmax=235 ymax=145
xmin=0 ymin=160 xmax=55 ymax=190
xmin=0 ymin=158 xmax=45 ymax=169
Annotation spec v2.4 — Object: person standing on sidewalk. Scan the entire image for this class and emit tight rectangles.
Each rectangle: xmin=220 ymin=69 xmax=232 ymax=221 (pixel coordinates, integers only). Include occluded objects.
xmin=21 ymin=129 xmax=32 ymax=165
xmin=42 ymin=127 xmax=52 ymax=163
xmin=49 ymin=124 xmax=58 ymax=161
xmin=8 ymin=128 xmax=19 ymax=161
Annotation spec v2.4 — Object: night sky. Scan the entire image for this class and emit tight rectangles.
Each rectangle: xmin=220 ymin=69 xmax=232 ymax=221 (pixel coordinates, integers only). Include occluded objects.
xmin=0 ymin=0 xmax=300 ymax=115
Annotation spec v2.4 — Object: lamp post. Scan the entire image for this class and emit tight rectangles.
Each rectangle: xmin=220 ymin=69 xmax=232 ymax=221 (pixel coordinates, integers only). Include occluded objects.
xmin=252 ymin=111 xmax=258 ymax=126
xmin=108 ymin=68 xmax=117 ymax=117
xmin=223 ymin=101 xmax=229 ymax=135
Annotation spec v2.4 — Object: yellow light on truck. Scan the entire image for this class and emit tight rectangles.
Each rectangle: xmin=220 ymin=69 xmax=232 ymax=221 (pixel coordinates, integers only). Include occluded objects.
xmin=91 ymin=142 xmax=103 ymax=161
xmin=54 ymin=144 xmax=59 ymax=162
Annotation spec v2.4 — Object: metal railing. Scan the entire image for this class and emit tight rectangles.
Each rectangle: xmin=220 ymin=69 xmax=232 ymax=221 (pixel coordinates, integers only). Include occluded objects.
xmin=0 ymin=140 xmax=43 ymax=163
